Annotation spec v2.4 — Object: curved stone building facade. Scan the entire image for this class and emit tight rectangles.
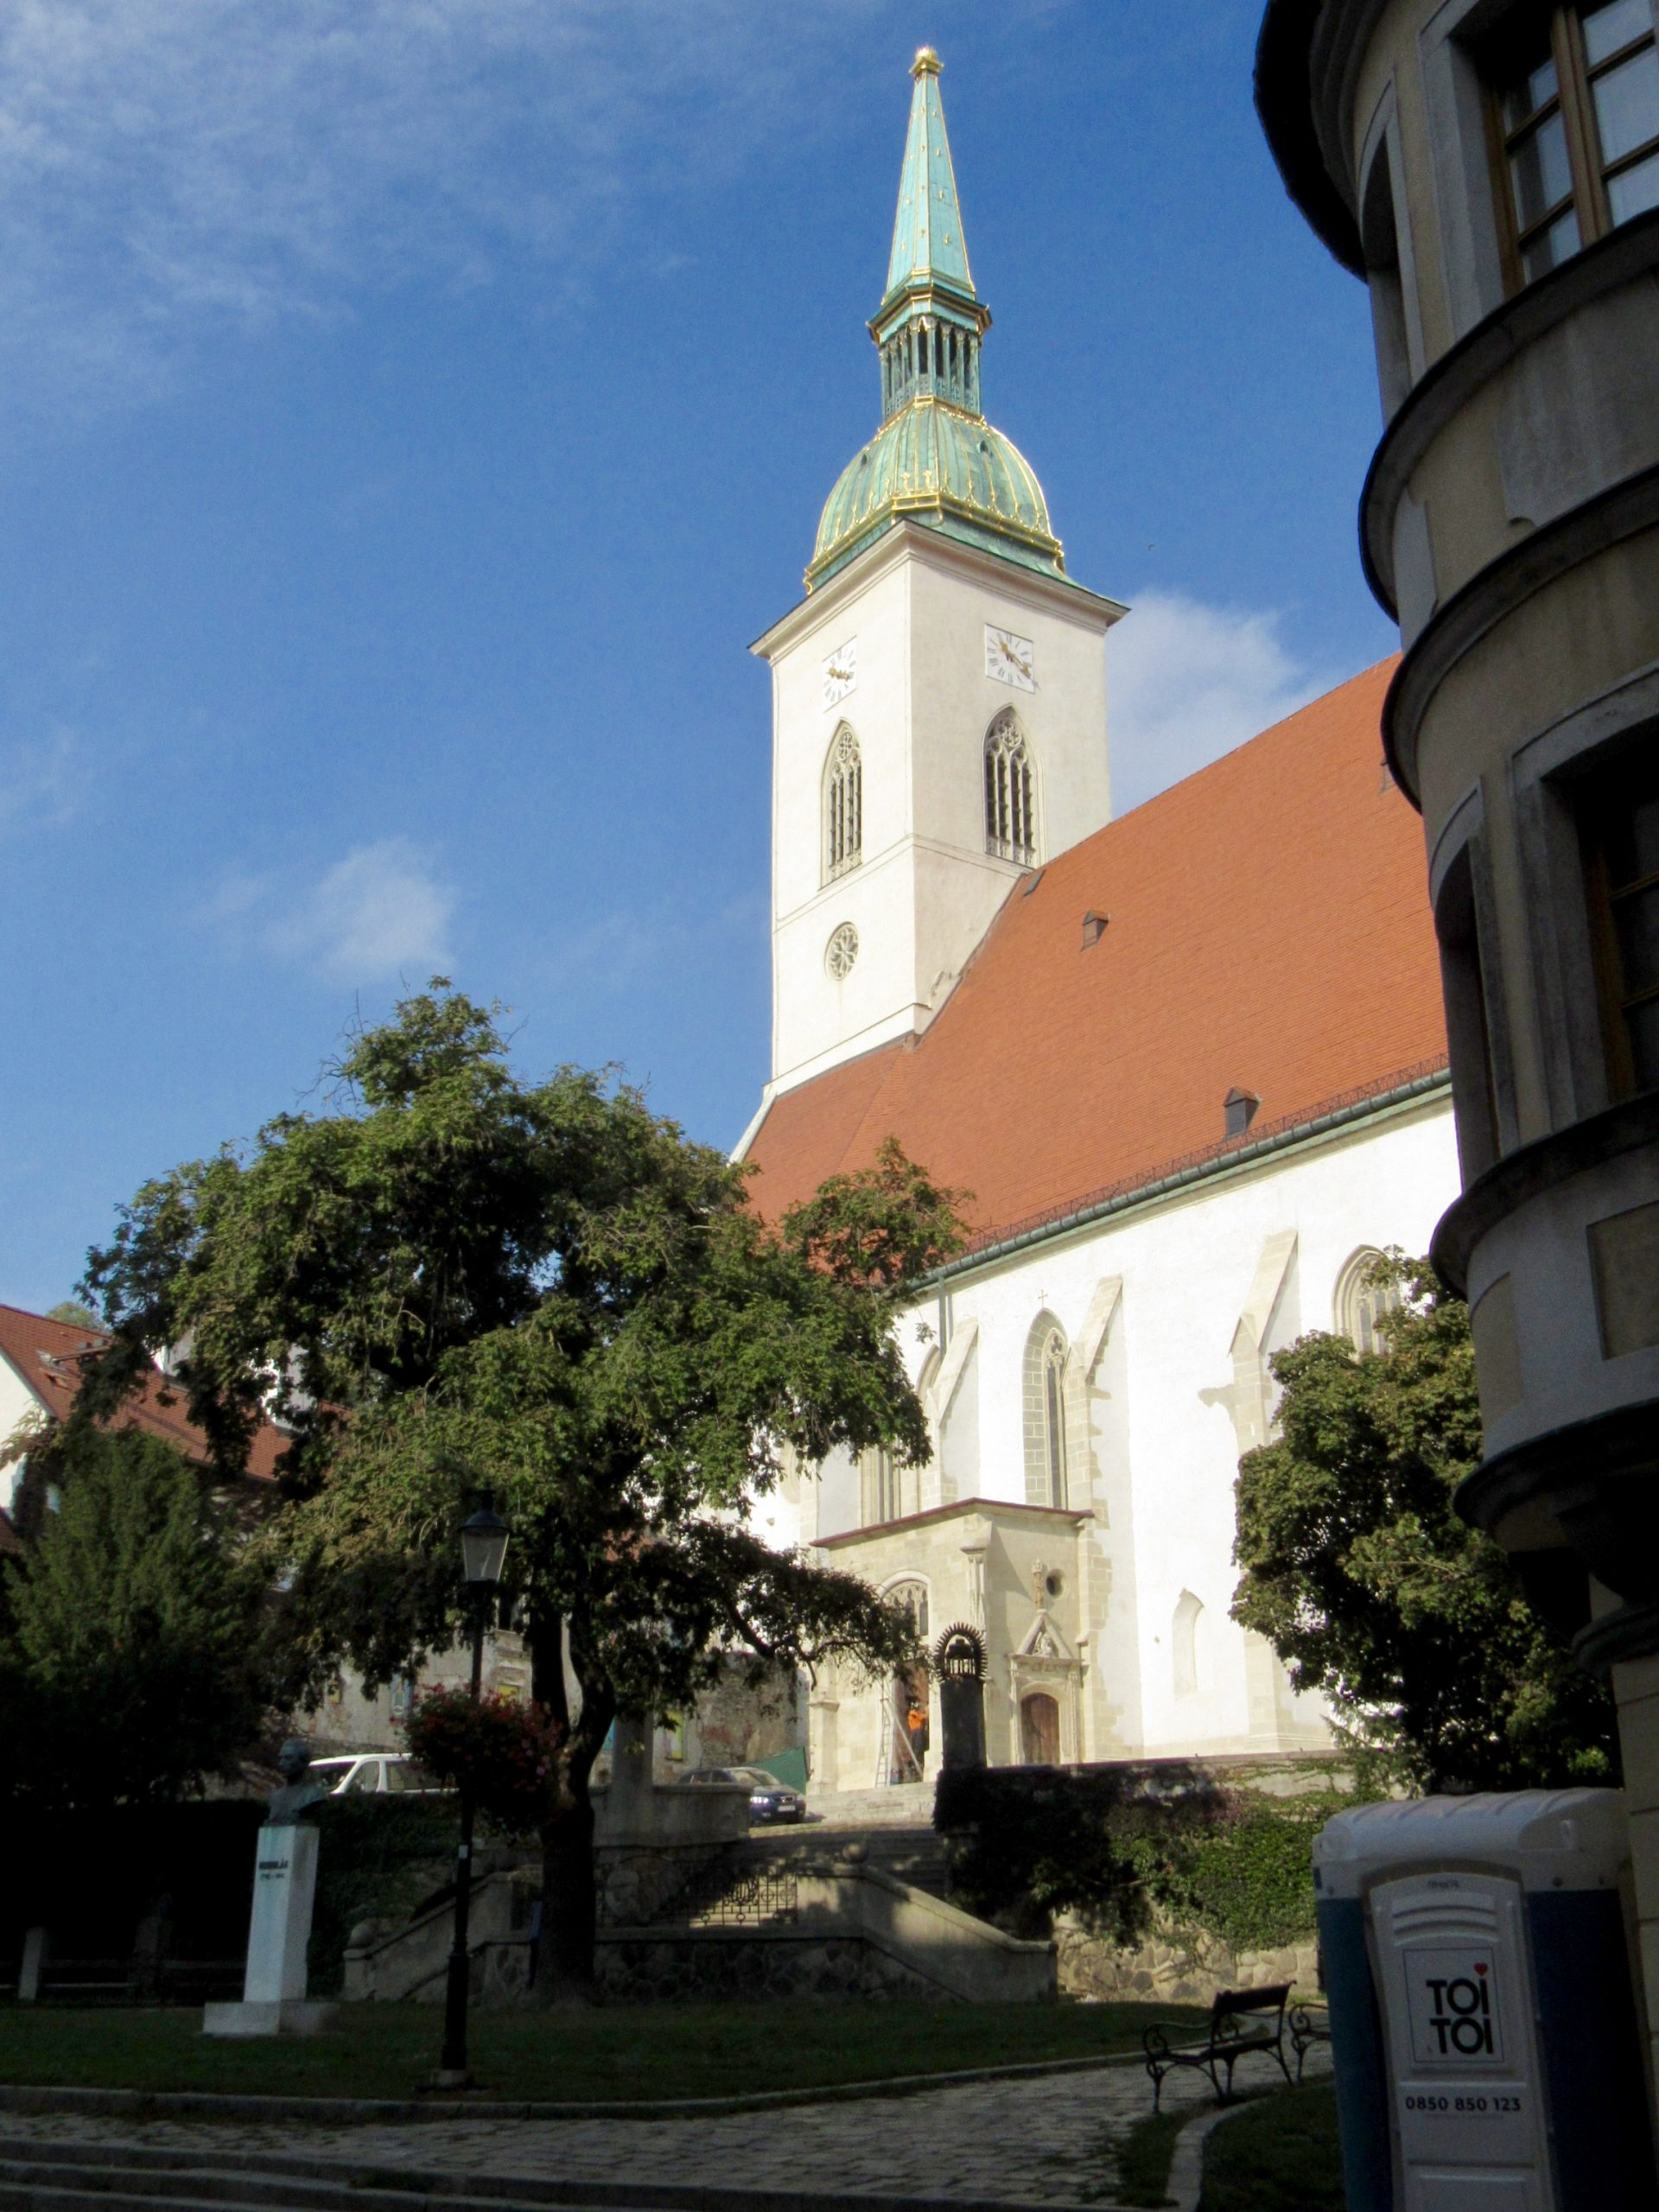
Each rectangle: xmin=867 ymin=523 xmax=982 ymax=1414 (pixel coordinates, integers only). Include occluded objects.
xmin=1258 ymin=0 xmax=1659 ymax=2108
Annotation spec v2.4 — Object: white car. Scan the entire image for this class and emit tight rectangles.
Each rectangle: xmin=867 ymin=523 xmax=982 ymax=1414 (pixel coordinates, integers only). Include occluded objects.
xmin=307 ymin=1752 xmax=448 ymax=1796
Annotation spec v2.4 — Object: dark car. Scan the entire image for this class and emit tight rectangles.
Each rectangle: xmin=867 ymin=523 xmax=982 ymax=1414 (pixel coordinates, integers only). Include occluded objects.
xmin=681 ymin=1764 xmax=805 ymax=1824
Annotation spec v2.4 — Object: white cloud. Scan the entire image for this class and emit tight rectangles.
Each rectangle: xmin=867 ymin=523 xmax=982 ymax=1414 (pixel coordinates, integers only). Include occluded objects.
xmin=227 ymin=836 xmax=455 ymax=981
xmin=0 ymin=0 xmax=881 ymax=427
xmin=1108 ymin=591 xmax=1341 ymax=814
xmin=0 ymin=727 xmax=83 ymax=835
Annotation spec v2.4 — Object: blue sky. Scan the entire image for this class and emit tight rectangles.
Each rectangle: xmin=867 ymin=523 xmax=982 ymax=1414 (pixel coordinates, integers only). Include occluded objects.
xmin=0 ymin=0 xmax=1396 ymax=1313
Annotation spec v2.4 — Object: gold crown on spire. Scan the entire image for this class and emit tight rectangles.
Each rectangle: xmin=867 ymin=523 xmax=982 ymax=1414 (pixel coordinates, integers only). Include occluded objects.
xmin=912 ymin=46 xmax=942 ymax=77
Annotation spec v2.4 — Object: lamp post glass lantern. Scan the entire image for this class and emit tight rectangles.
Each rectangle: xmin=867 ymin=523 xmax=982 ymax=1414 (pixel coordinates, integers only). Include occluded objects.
xmin=461 ymin=1502 xmax=510 ymax=1592
xmin=439 ymin=1495 xmax=508 ymax=2086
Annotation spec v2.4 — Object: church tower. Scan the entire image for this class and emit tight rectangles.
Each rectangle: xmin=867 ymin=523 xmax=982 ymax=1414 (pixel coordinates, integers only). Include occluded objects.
xmin=752 ymin=48 xmax=1124 ymax=1099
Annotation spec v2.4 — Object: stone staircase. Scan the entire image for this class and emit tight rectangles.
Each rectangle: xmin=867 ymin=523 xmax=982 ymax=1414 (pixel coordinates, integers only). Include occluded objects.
xmin=741 ymin=1777 xmax=951 ymax=1901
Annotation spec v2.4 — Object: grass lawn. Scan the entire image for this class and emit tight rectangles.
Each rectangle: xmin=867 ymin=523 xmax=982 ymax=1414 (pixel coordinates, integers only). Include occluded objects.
xmin=1109 ymin=2106 xmax=1186 ymax=2208
xmin=0 ymin=1999 xmax=1206 ymax=2106
xmin=1200 ymin=2081 xmax=1343 ymax=2212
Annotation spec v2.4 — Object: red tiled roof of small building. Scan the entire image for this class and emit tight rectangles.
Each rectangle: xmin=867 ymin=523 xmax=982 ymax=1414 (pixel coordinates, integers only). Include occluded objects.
xmin=0 ymin=1301 xmax=286 ymax=1482
xmin=743 ymin=658 xmax=1448 ymax=1248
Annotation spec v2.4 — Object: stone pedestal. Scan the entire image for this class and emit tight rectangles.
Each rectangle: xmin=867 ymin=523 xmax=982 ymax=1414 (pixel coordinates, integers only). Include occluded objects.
xmin=17 ymin=1927 xmax=48 ymax=2003
xmin=204 ymin=1821 xmax=336 ymax=2037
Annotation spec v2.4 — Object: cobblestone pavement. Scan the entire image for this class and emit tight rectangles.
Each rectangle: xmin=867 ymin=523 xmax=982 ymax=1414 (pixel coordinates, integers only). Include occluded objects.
xmin=0 ymin=2045 xmax=1332 ymax=2209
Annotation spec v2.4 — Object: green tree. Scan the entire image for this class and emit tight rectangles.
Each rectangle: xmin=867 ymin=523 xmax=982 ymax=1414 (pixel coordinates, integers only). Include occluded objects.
xmin=1231 ymin=1255 xmax=1616 ymax=1792
xmin=0 ymin=1426 xmax=271 ymax=1808
xmin=44 ymin=1300 xmax=100 ymax=1332
xmin=81 ymin=982 xmax=965 ymax=1994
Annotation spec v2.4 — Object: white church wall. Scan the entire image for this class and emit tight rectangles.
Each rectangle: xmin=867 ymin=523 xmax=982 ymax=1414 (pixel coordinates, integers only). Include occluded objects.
xmin=805 ymin=1090 xmax=1459 ymax=1774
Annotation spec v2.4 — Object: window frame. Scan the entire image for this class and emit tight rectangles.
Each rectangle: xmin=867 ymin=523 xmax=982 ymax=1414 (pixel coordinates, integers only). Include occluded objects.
xmin=1574 ymin=736 xmax=1659 ymax=1099
xmin=1023 ymin=1310 xmax=1071 ymax=1510
xmin=861 ymin=1445 xmax=903 ymax=1527
xmin=984 ymin=709 xmax=1039 ymax=867
xmin=823 ymin=723 xmax=863 ymax=885
xmin=1334 ymin=1248 xmax=1402 ymax=1355
xmin=1486 ymin=1 xmax=1659 ymax=289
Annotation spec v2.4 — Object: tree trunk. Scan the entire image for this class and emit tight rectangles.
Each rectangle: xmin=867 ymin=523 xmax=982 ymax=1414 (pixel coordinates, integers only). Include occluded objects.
xmin=537 ymin=1786 xmax=598 ymax=2004
xmin=527 ymin=1604 xmax=609 ymax=2006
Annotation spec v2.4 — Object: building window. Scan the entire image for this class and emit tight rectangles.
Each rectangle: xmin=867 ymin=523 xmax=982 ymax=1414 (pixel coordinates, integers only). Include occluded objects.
xmin=862 ymin=1446 xmax=903 ymax=1526
xmin=1023 ymin=1313 xmax=1070 ymax=1508
xmin=825 ymin=921 xmax=859 ymax=980
xmin=1580 ymin=742 xmax=1659 ymax=1096
xmin=1435 ymin=842 xmax=1503 ymax=1179
xmin=824 ymin=724 xmax=862 ymax=881
xmin=1173 ymin=1590 xmax=1203 ymax=1698
xmin=1335 ymin=1249 xmax=1402 ymax=1354
xmin=984 ymin=710 xmax=1036 ymax=864
xmin=886 ymin=1578 xmax=930 ymax=1638
xmin=1491 ymin=1 xmax=1659 ymax=287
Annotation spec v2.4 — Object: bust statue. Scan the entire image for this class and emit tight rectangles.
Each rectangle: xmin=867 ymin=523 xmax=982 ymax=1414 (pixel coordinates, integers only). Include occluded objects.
xmin=264 ymin=1737 xmax=327 ymax=1826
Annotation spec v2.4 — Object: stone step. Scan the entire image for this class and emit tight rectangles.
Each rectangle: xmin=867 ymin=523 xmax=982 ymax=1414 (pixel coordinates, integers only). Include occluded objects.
xmin=0 ymin=2171 xmax=637 ymax=2212
xmin=744 ymin=1826 xmax=953 ymax=1901
xmin=0 ymin=2146 xmax=1077 ymax=2212
xmin=800 ymin=1781 xmax=936 ymax=1829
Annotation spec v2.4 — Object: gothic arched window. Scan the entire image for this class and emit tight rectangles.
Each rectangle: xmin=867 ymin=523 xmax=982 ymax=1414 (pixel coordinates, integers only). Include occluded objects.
xmin=984 ymin=710 xmax=1036 ymax=864
xmin=862 ymin=1446 xmax=902 ymax=1526
xmin=885 ymin=1577 xmax=930 ymax=1638
xmin=824 ymin=725 xmax=862 ymax=882
xmin=1335 ymin=1248 xmax=1401 ymax=1355
xmin=1023 ymin=1312 xmax=1070 ymax=1508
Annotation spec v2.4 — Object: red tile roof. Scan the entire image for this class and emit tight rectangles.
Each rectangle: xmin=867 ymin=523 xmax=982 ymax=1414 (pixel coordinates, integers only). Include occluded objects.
xmin=0 ymin=1303 xmax=286 ymax=1482
xmin=743 ymin=659 xmax=1448 ymax=1249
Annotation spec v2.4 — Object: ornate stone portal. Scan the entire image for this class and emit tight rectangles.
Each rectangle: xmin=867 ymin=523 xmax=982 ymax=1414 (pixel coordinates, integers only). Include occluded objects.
xmin=1009 ymin=1573 xmax=1080 ymax=1766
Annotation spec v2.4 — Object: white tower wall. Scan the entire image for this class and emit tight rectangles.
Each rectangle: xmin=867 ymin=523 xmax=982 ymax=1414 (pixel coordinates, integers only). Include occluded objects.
xmin=754 ymin=524 xmax=1120 ymax=1096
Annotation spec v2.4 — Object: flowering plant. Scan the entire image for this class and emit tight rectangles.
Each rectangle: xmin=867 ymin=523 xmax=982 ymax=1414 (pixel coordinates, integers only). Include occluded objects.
xmin=398 ymin=1686 xmax=566 ymax=1835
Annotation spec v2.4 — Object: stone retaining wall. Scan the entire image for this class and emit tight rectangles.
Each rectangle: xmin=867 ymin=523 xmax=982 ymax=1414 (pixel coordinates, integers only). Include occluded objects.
xmin=595 ymin=1925 xmax=946 ymax=2004
xmin=1053 ymin=1912 xmax=1318 ymax=2005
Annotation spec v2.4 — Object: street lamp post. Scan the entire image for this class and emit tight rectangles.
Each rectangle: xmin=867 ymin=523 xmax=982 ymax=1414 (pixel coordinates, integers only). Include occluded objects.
xmin=437 ymin=1496 xmax=509 ymax=2087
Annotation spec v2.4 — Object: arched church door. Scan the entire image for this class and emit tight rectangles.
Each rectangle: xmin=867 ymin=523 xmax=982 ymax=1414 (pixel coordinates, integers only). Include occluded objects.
xmin=1020 ymin=1690 xmax=1060 ymax=1767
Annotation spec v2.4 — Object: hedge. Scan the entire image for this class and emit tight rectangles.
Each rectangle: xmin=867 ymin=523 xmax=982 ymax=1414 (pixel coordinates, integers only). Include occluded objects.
xmin=935 ymin=1764 xmax=1350 ymax=1956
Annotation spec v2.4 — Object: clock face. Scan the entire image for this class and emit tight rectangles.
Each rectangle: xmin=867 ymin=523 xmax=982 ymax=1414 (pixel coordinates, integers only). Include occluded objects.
xmin=985 ymin=624 xmax=1036 ymax=692
xmin=822 ymin=638 xmax=858 ymax=711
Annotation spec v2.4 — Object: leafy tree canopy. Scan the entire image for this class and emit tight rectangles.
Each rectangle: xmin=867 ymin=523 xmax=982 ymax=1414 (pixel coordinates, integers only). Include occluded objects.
xmin=1231 ymin=1255 xmax=1616 ymax=1793
xmin=1 ymin=1425 xmax=272 ymax=1809
xmin=44 ymin=1301 xmax=100 ymax=1333
xmin=81 ymin=982 xmax=967 ymax=1987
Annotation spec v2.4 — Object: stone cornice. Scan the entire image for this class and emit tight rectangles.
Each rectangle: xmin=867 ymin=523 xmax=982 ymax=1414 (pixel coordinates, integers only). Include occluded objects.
xmin=1432 ymin=1089 xmax=1659 ymax=1291
xmin=1382 ymin=457 xmax=1659 ymax=806
xmin=813 ymin=1496 xmax=1090 ymax=1551
xmin=931 ymin=1063 xmax=1452 ymax=1288
xmin=1361 ymin=207 xmax=1659 ymax=620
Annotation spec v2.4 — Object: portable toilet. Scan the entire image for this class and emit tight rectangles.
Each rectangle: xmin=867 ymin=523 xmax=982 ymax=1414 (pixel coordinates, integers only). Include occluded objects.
xmin=1313 ymin=1789 xmax=1653 ymax=2211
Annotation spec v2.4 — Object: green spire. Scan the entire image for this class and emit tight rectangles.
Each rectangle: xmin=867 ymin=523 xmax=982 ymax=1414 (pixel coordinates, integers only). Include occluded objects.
xmin=886 ymin=47 xmax=976 ymax=302
xmin=870 ymin=51 xmax=992 ymax=426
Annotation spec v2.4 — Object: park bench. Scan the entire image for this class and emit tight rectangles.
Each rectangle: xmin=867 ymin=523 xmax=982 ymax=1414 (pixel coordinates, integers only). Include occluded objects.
xmin=1142 ymin=1980 xmax=1295 ymax=2108
xmin=1289 ymin=2001 xmax=1332 ymax=2081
